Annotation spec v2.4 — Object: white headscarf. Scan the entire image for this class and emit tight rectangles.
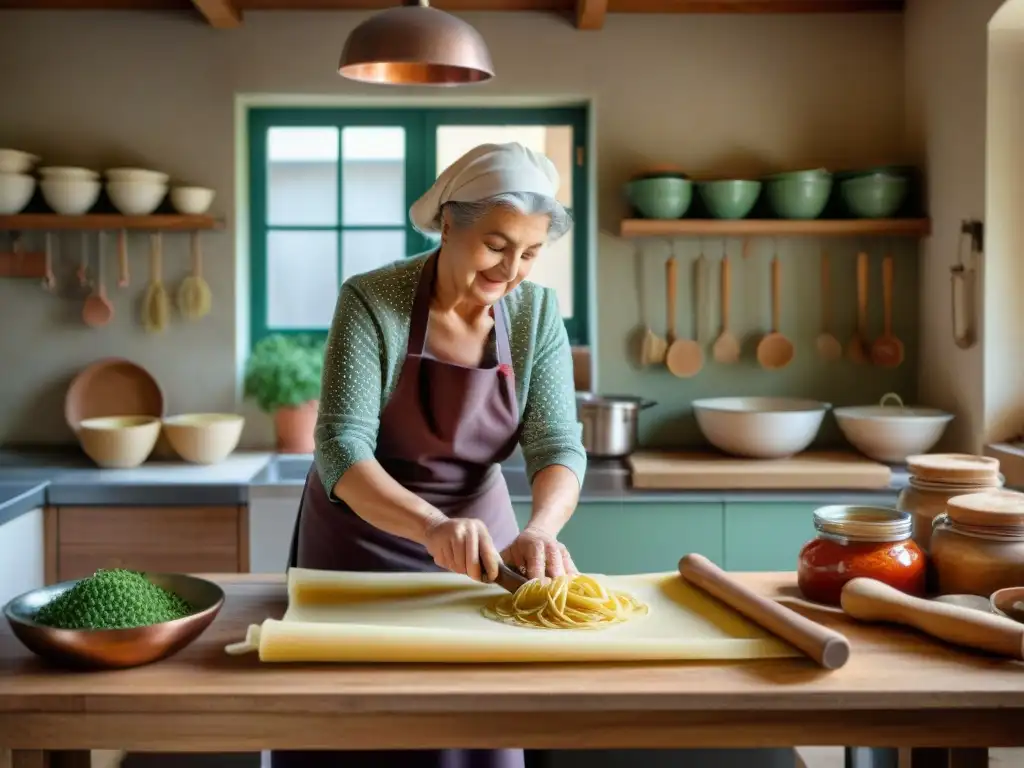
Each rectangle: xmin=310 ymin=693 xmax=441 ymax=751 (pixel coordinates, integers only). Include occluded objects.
xmin=409 ymin=142 xmax=561 ymax=235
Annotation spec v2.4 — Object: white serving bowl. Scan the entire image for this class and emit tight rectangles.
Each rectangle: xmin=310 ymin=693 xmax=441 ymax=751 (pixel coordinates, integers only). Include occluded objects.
xmin=77 ymin=415 xmax=161 ymax=469
xmin=162 ymin=413 xmax=244 ymax=465
xmin=40 ymin=177 xmax=101 ymax=215
xmin=106 ymin=180 xmax=167 ymax=215
xmin=0 ymin=172 xmax=36 ymax=214
xmin=105 ymin=167 xmax=170 ymax=185
xmin=834 ymin=393 xmax=954 ymax=463
xmin=0 ymin=149 xmax=40 ymax=174
xmin=38 ymin=166 xmax=100 ymax=181
xmin=692 ymin=397 xmax=831 ymax=459
xmin=170 ymin=186 xmax=215 ymax=215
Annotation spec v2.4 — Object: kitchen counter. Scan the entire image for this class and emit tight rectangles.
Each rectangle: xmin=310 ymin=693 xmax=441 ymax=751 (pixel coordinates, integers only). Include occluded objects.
xmin=1 ymin=572 xmax=1019 ymax=763
xmin=0 ymin=449 xmax=913 ymax=527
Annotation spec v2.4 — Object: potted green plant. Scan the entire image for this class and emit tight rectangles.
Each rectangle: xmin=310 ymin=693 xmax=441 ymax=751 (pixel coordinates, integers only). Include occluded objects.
xmin=244 ymin=334 xmax=324 ymax=453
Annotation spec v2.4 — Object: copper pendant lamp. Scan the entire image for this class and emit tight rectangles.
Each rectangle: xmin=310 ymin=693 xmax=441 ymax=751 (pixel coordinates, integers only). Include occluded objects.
xmin=338 ymin=0 xmax=495 ymax=86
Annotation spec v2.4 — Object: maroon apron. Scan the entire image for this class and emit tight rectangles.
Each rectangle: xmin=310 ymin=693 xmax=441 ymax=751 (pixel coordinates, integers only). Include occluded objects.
xmin=272 ymin=253 xmax=525 ymax=768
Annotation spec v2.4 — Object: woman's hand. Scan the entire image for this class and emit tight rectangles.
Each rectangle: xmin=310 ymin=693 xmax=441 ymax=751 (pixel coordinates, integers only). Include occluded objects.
xmin=502 ymin=526 xmax=577 ymax=580
xmin=424 ymin=517 xmax=502 ymax=583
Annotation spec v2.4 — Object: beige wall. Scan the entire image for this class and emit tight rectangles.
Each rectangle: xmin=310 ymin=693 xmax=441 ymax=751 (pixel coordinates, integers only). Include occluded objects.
xmin=0 ymin=9 xmax=907 ymax=447
xmin=904 ymin=0 xmax=1024 ymax=453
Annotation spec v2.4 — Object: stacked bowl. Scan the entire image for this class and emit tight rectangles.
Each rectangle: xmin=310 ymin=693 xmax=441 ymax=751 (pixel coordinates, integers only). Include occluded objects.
xmin=38 ymin=166 xmax=102 ymax=215
xmin=624 ymin=168 xmax=693 ymax=220
xmin=105 ymin=168 xmax=169 ymax=215
xmin=0 ymin=149 xmax=39 ymax=214
xmin=836 ymin=165 xmax=912 ymax=218
xmin=764 ymin=168 xmax=833 ymax=220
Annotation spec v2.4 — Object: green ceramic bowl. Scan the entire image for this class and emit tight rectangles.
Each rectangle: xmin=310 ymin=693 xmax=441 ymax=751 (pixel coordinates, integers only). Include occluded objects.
xmin=625 ymin=176 xmax=693 ymax=219
xmin=698 ymin=180 xmax=762 ymax=220
xmin=834 ymin=165 xmax=915 ymax=181
xmin=764 ymin=167 xmax=831 ymax=183
xmin=839 ymin=174 xmax=909 ymax=218
xmin=765 ymin=176 xmax=833 ymax=220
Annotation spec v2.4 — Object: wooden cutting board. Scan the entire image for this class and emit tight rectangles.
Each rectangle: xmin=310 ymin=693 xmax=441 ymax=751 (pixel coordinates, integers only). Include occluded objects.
xmin=628 ymin=451 xmax=892 ymax=490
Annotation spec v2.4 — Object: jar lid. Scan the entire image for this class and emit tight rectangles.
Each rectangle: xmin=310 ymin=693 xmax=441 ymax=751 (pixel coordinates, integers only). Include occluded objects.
xmin=946 ymin=490 xmax=1024 ymax=528
xmin=813 ymin=505 xmax=912 ymax=543
xmin=906 ymin=453 xmax=1001 ymax=484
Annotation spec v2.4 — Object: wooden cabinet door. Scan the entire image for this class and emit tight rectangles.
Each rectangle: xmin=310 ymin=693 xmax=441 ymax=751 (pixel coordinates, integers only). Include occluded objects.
xmin=52 ymin=506 xmax=246 ymax=582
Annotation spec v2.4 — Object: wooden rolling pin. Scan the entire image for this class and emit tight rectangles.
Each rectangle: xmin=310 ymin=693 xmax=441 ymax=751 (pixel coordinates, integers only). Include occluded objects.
xmin=678 ymin=553 xmax=851 ymax=670
xmin=841 ymin=577 xmax=1024 ymax=660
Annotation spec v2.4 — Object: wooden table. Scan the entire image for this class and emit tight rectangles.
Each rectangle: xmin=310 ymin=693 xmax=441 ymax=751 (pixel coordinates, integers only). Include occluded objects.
xmin=1 ymin=573 xmax=1022 ymax=768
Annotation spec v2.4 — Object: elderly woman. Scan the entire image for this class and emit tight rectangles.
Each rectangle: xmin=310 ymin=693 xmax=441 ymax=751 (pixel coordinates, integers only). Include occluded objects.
xmin=274 ymin=142 xmax=587 ymax=768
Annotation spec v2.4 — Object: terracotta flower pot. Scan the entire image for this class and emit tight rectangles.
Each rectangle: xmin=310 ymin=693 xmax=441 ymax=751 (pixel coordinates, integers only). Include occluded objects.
xmin=274 ymin=400 xmax=318 ymax=454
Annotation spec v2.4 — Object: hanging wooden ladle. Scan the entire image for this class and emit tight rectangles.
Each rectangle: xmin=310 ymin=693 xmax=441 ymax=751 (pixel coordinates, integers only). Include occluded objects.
xmin=756 ymin=251 xmax=794 ymax=370
xmin=815 ymin=248 xmax=842 ymax=361
xmin=846 ymin=250 xmax=870 ymax=364
xmin=870 ymin=250 xmax=904 ymax=367
xmin=82 ymin=231 xmax=114 ymax=328
xmin=639 ymin=244 xmax=666 ymax=366
xmin=712 ymin=241 xmax=740 ymax=364
xmin=665 ymin=245 xmax=704 ymax=378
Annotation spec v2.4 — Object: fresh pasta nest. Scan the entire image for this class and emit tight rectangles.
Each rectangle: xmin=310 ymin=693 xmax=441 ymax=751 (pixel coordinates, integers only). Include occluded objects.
xmin=482 ymin=573 xmax=649 ymax=630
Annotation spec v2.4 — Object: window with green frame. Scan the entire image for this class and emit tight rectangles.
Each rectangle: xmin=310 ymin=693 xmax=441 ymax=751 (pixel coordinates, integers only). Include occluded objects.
xmin=247 ymin=106 xmax=589 ymax=348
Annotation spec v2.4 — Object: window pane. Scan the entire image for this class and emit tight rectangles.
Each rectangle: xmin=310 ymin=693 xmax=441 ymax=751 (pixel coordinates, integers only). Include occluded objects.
xmin=435 ymin=124 xmax=573 ymax=207
xmin=342 ymin=229 xmax=406 ymax=283
xmin=342 ymin=127 xmax=406 ymax=226
xmin=267 ymin=127 xmax=338 ymax=226
xmin=267 ymin=230 xmax=339 ymax=329
xmin=529 ymin=231 xmax=573 ymax=318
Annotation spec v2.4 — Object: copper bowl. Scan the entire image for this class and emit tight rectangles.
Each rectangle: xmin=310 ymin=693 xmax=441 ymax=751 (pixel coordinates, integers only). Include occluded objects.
xmin=3 ymin=573 xmax=224 ymax=669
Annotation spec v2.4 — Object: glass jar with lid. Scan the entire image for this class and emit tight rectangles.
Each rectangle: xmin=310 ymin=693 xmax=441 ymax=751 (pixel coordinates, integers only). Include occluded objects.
xmin=930 ymin=489 xmax=1024 ymax=597
xmin=797 ymin=505 xmax=926 ymax=606
xmin=897 ymin=453 xmax=1002 ymax=553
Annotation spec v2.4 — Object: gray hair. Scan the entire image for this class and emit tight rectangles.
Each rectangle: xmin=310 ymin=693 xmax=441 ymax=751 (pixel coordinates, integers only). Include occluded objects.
xmin=438 ymin=192 xmax=573 ymax=242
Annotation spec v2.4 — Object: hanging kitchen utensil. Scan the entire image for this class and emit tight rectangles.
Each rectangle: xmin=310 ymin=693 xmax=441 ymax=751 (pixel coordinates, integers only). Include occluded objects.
xmin=846 ymin=251 xmax=870 ymax=364
xmin=951 ymin=220 xmax=981 ymax=350
xmin=637 ymin=244 xmax=666 ymax=366
xmin=77 ymin=232 xmax=90 ymax=289
xmin=712 ymin=241 xmax=740 ymax=364
xmin=870 ymin=249 xmax=904 ymax=367
xmin=117 ymin=229 xmax=130 ymax=289
xmin=177 ymin=230 xmax=212 ymax=321
xmin=142 ymin=233 xmax=170 ymax=334
xmin=756 ymin=251 xmax=794 ymax=370
xmin=665 ymin=244 xmax=703 ymax=378
xmin=82 ymin=232 xmax=113 ymax=328
xmin=41 ymin=233 xmax=55 ymax=292
xmin=815 ymin=248 xmax=842 ymax=361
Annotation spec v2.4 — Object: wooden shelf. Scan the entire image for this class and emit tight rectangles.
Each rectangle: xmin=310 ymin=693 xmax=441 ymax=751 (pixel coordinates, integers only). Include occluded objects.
xmin=0 ymin=214 xmax=224 ymax=231
xmin=619 ymin=218 xmax=931 ymax=239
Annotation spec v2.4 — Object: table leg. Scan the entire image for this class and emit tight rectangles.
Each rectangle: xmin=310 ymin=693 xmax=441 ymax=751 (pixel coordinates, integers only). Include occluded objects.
xmin=11 ymin=752 xmax=92 ymax=768
xmin=909 ymin=749 xmax=989 ymax=768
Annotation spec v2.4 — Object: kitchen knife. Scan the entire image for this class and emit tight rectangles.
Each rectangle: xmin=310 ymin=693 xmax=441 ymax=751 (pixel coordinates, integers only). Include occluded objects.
xmin=481 ymin=561 xmax=528 ymax=594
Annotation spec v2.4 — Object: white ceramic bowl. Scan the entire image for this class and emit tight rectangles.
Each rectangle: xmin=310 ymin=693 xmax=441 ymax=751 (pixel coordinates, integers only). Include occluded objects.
xmin=170 ymin=186 xmax=215 ymax=215
xmin=0 ymin=172 xmax=36 ymax=214
xmin=692 ymin=397 xmax=831 ymax=459
xmin=834 ymin=393 xmax=954 ymax=463
xmin=38 ymin=166 xmax=100 ymax=181
xmin=105 ymin=167 xmax=170 ymax=185
xmin=77 ymin=416 xmax=161 ymax=469
xmin=106 ymin=180 xmax=167 ymax=215
xmin=40 ymin=177 xmax=101 ymax=215
xmin=0 ymin=149 xmax=40 ymax=174
xmin=161 ymin=413 xmax=245 ymax=465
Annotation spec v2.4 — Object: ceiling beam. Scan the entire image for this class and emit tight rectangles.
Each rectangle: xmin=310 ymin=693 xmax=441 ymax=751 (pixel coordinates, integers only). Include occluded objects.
xmin=575 ymin=0 xmax=606 ymax=29
xmin=191 ymin=0 xmax=242 ymax=26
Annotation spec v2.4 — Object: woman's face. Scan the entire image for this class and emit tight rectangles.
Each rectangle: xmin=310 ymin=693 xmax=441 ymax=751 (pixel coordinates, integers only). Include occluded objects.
xmin=441 ymin=205 xmax=550 ymax=306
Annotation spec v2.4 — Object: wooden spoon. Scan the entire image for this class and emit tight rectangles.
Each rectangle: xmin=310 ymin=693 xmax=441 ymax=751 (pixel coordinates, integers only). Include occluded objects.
xmin=117 ymin=229 xmax=130 ymax=288
xmin=665 ymin=251 xmax=704 ymax=378
xmin=756 ymin=254 xmax=794 ymax=370
xmin=82 ymin=233 xmax=113 ymax=328
xmin=870 ymin=252 xmax=904 ymax=367
xmin=712 ymin=247 xmax=740 ymax=363
xmin=638 ymin=246 xmax=666 ymax=366
xmin=815 ymin=250 xmax=842 ymax=361
xmin=846 ymin=251 xmax=870 ymax=364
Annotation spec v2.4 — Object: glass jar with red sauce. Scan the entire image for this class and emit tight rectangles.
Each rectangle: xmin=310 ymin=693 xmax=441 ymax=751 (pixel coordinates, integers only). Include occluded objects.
xmin=797 ymin=505 xmax=926 ymax=606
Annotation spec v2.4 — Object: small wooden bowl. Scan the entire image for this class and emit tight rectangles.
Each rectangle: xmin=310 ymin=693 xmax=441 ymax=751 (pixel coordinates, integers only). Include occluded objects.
xmin=990 ymin=587 xmax=1024 ymax=624
xmin=3 ymin=573 xmax=224 ymax=669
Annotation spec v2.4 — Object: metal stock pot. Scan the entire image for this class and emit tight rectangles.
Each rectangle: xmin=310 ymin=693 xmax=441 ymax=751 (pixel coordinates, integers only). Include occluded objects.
xmin=575 ymin=393 xmax=656 ymax=458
